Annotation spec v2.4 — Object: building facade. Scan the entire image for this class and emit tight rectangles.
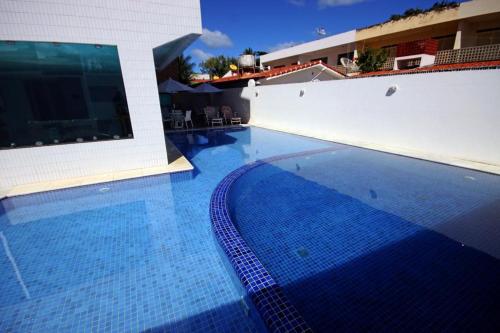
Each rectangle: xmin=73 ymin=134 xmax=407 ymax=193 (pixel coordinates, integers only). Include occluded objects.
xmin=0 ymin=0 xmax=201 ymax=195
xmin=261 ymin=0 xmax=500 ymax=70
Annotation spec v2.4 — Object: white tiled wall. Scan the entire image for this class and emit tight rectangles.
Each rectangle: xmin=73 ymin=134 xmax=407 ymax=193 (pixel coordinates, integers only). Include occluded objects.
xmin=0 ymin=0 xmax=202 ymax=191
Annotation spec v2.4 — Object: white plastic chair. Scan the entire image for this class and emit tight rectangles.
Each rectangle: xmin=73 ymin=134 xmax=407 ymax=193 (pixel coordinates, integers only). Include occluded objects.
xmin=172 ymin=110 xmax=184 ymax=129
xmin=184 ymin=110 xmax=193 ymax=128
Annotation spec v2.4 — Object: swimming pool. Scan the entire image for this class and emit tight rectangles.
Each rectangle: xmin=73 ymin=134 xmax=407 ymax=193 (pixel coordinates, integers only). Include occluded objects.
xmin=1 ymin=126 xmax=499 ymax=332
xmin=0 ymin=127 xmax=331 ymax=332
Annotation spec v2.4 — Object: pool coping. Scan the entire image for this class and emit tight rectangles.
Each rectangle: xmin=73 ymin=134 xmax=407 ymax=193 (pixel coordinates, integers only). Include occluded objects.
xmin=210 ymin=147 xmax=341 ymax=333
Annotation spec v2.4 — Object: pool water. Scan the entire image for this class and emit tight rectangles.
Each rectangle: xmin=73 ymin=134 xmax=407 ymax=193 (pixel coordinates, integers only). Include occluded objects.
xmin=228 ymin=145 xmax=500 ymax=332
xmin=0 ymin=127 xmax=331 ymax=332
xmin=2 ymin=126 xmax=499 ymax=332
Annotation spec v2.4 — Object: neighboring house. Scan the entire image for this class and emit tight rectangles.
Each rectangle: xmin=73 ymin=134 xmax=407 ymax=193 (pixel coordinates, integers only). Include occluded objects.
xmin=192 ymin=73 xmax=211 ymax=81
xmin=261 ymin=0 xmax=500 ymax=71
xmin=212 ymin=61 xmax=345 ymax=88
xmin=0 ymin=0 xmax=201 ymax=195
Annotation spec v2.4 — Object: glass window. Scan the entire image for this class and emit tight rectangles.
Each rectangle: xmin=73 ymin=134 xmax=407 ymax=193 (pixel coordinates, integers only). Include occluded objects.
xmin=476 ymin=28 xmax=500 ymax=46
xmin=0 ymin=41 xmax=133 ymax=149
xmin=435 ymin=35 xmax=455 ymax=51
xmin=381 ymin=45 xmax=398 ymax=58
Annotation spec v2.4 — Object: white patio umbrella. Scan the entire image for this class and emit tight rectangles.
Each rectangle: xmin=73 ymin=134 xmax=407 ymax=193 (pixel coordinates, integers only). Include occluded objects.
xmin=158 ymin=78 xmax=194 ymax=93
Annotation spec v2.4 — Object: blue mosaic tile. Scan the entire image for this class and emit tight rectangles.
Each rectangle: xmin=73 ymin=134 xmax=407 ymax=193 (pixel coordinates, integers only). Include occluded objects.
xmin=0 ymin=127 xmax=336 ymax=333
xmin=228 ymin=146 xmax=500 ymax=332
xmin=210 ymin=147 xmax=346 ymax=333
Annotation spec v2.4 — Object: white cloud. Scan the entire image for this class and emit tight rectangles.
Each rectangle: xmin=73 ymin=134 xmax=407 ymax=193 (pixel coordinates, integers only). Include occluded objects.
xmin=268 ymin=41 xmax=300 ymax=53
xmin=191 ymin=49 xmax=213 ymax=62
xmin=318 ymin=0 xmax=366 ymax=8
xmin=288 ymin=0 xmax=306 ymax=6
xmin=200 ymin=28 xmax=233 ymax=48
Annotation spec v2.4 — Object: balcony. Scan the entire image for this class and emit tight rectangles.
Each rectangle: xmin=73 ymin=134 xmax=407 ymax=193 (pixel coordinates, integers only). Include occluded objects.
xmin=435 ymin=44 xmax=500 ymax=65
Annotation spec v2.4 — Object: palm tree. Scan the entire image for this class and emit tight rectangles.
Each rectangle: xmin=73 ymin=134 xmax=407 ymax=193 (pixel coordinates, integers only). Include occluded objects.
xmin=177 ymin=54 xmax=195 ymax=84
xmin=243 ymin=48 xmax=254 ymax=55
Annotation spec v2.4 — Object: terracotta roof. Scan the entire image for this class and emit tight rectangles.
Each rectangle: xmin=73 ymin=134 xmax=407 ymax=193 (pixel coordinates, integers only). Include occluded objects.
xmin=191 ymin=79 xmax=210 ymax=84
xmin=211 ymin=61 xmax=345 ymax=83
xmin=352 ymin=60 xmax=500 ymax=78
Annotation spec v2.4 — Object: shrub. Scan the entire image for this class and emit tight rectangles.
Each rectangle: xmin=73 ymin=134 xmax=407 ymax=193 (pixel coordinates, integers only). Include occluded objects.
xmin=356 ymin=48 xmax=388 ymax=73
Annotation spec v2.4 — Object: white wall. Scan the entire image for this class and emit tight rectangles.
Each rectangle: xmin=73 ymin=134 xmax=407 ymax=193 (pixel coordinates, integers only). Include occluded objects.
xmin=261 ymin=30 xmax=356 ymax=64
xmin=265 ymin=44 xmax=356 ymax=68
xmin=215 ymin=88 xmax=252 ymax=123
xmin=0 ymin=0 xmax=201 ymax=192
xmin=225 ymin=69 xmax=500 ymax=171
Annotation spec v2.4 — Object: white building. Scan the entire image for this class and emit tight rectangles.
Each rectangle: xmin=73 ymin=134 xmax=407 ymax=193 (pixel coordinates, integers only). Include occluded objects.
xmin=0 ymin=0 xmax=202 ymax=196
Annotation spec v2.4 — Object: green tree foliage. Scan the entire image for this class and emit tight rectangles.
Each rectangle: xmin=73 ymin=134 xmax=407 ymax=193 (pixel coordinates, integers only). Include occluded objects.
xmin=387 ymin=1 xmax=458 ymax=23
xmin=243 ymin=48 xmax=254 ymax=55
xmin=177 ymin=54 xmax=195 ymax=84
xmin=200 ymin=55 xmax=238 ymax=78
xmin=356 ymin=48 xmax=388 ymax=73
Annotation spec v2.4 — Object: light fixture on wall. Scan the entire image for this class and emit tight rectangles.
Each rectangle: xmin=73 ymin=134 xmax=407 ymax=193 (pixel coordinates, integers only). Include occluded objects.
xmin=386 ymin=85 xmax=399 ymax=96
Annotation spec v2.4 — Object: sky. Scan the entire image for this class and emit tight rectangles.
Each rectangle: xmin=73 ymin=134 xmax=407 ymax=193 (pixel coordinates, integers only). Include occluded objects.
xmin=186 ymin=0 xmax=464 ymax=71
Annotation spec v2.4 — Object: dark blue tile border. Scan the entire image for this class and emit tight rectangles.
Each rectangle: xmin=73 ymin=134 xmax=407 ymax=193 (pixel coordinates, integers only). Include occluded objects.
xmin=210 ymin=147 xmax=342 ymax=333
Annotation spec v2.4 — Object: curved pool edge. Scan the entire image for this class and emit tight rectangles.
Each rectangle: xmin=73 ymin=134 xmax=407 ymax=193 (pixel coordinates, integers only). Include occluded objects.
xmin=210 ymin=147 xmax=340 ymax=333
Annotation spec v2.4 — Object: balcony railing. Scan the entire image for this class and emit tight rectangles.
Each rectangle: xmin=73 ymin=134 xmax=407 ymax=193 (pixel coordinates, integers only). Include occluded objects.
xmin=435 ymin=44 xmax=500 ymax=65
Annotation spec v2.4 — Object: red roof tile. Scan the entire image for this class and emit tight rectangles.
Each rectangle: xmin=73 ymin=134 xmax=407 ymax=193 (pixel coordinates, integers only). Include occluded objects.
xmin=352 ymin=60 xmax=500 ymax=78
xmin=212 ymin=61 xmax=345 ymax=83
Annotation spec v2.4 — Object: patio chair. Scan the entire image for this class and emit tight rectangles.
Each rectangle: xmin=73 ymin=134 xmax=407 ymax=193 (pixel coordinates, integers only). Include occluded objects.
xmin=184 ymin=110 xmax=193 ymax=129
xmin=221 ymin=106 xmax=241 ymax=125
xmin=204 ymin=106 xmax=223 ymax=127
xmin=203 ymin=106 xmax=215 ymax=125
xmin=172 ymin=110 xmax=184 ymax=129
xmin=161 ymin=107 xmax=173 ymax=129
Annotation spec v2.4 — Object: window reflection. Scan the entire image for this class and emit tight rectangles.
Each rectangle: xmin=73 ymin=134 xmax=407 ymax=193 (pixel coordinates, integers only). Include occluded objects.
xmin=0 ymin=41 xmax=133 ymax=149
